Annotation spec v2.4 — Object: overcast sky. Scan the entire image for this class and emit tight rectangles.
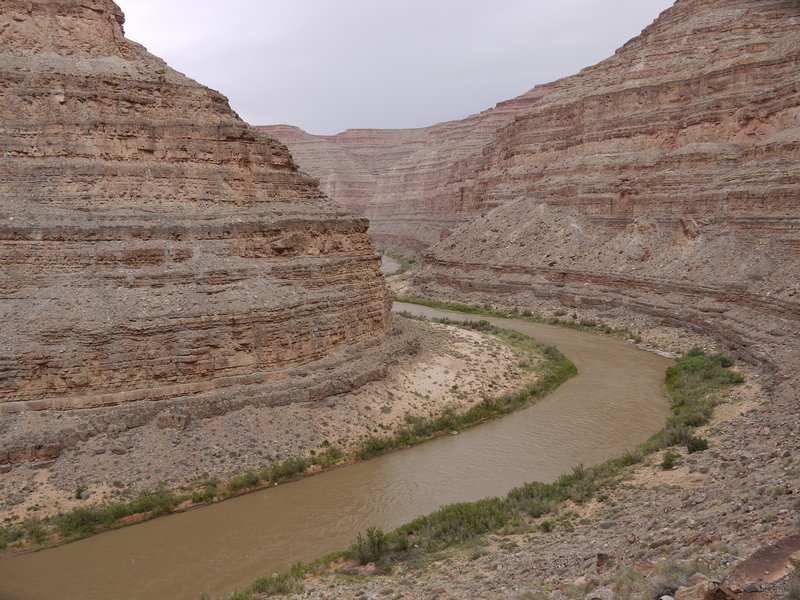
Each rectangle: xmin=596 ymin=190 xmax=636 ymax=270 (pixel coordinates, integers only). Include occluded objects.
xmin=119 ymin=0 xmax=675 ymax=135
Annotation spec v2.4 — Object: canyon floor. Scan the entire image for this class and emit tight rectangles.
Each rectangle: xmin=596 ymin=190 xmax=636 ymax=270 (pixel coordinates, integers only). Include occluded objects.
xmin=0 ymin=315 xmax=540 ymax=525
xmin=250 ymin=352 xmax=800 ymax=600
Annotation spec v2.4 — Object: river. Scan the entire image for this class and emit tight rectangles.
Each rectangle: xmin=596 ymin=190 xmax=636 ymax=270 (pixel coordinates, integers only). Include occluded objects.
xmin=0 ymin=303 xmax=671 ymax=600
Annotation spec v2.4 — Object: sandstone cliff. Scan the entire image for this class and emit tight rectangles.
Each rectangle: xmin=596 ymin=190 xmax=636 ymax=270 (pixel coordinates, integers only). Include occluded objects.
xmin=0 ymin=0 xmax=391 ymax=466
xmin=266 ymin=0 xmax=799 ymax=424
xmin=412 ymin=0 xmax=799 ymax=367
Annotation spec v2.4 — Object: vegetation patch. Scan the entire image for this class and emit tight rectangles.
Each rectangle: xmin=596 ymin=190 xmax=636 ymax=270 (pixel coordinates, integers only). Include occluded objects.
xmin=379 ymin=250 xmax=417 ymax=275
xmin=394 ymin=296 xmax=643 ymax=342
xmin=221 ymin=346 xmax=744 ymax=598
xmin=0 ymin=315 xmax=572 ymax=555
xmin=353 ymin=317 xmax=577 ymax=460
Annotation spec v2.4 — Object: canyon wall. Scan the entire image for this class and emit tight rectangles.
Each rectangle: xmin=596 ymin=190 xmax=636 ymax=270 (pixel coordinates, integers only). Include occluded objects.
xmin=260 ymin=85 xmax=558 ymax=254
xmin=266 ymin=0 xmax=799 ymax=392
xmin=412 ymin=0 xmax=799 ymax=392
xmin=0 ymin=0 xmax=392 ymax=466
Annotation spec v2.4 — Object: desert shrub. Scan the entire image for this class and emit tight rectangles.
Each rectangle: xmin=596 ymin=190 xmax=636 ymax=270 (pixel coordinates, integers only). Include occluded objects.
xmin=349 ymin=526 xmax=388 ymax=565
xmin=355 ymin=435 xmax=398 ymax=460
xmin=191 ymin=485 xmax=218 ymax=503
xmin=395 ymin=497 xmax=508 ymax=551
xmin=686 ymin=436 xmax=709 ymax=453
xmin=645 ymin=560 xmax=707 ymax=599
xmin=661 ymin=424 xmax=694 ymax=446
xmin=249 ymin=572 xmax=300 ymax=596
xmin=0 ymin=524 xmax=25 ymax=550
xmin=312 ymin=445 xmax=342 ymax=468
xmin=55 ymin=506 xmax=114 ymax=537
xmin=128 ymin=488 xmax=181 ymax=516
xmin=264 ymin=457 xmax=310 ymax=482
xmin=226 ymin=470 xmax=260 ymax=493
xmin=661 ymin=451 xmax=680 ymax=470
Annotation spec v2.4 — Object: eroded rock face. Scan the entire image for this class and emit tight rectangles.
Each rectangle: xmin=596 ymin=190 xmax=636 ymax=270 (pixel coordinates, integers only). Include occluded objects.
xmin=268 ymin=0 xmax=799 ymax=395
xmin=0 ymin=0 xmax=390 ymax=464
xmin=412 ymin=0 xmax=799 ymax=417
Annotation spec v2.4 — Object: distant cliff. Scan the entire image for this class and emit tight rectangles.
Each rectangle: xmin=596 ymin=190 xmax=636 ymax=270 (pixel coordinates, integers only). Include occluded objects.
xmin=259 ymin=83 xmax=558 ymax=254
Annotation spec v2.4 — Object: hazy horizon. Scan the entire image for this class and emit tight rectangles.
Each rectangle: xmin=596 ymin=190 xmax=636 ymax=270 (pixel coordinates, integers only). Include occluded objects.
xmin=119 ymin=0 xmax=675 ymax=135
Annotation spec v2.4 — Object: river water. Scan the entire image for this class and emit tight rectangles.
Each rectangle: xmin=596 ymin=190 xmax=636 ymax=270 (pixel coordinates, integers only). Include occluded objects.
xmin=0 ymin=303 xmax=671 ymax=600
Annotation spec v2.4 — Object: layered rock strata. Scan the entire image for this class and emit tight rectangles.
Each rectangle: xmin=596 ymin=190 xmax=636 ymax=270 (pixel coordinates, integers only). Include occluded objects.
xmin=260 ymin=85 xmax=557 ymax=254
xmin=267 ymin=0 xmax=799 ymax=411
xmin=0 ymin=0 xmax=390 ymax=466
xmin=412 ymin=0 xmax=799 ymax=405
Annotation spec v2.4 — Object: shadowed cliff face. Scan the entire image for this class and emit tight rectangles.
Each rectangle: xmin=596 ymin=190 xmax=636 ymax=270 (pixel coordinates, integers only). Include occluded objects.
xmin=0 ymin=0 xmax=391 ymax=465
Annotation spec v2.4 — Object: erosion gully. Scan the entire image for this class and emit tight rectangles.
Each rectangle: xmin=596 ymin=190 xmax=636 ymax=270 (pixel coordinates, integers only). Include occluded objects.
xmin=0 ymin=303 xmax=671 ymax=600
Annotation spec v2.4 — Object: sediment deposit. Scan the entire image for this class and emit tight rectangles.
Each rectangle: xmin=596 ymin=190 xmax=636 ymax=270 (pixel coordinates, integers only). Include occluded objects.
xmin=0 ymin=0 xmax=391 ymax=469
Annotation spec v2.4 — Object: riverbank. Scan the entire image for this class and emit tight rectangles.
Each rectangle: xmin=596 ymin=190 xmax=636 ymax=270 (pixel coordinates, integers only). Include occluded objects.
xmin=0 ymin=315 xmax=561 ymax=553
xmin=209 ymin=307 xmax=799 ymax=600
xmin=288 ymin=375 xmax=798 ymax=600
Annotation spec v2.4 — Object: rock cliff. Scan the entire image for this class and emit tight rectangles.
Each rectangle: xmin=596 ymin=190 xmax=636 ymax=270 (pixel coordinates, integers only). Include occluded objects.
xmin=259 ymin=85 xmax=557 ymax=254
xmin=412 ymin=0 xmax=799 ymax=367
xmin=0 ymin=0 xmax=391 ymax=466
xmin=266 ymin=0 xmax=799 ymax=412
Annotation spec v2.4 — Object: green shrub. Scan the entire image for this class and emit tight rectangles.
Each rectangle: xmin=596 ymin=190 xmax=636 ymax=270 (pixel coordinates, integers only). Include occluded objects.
xmin=249 ymin=572 xmax=300 ymax=596
xmin=661 ymin=451 xmax=680 ymax=470
xmin=312 ymin=445 xmax=342 ymax=468
xmin=661 ymin=424 xmax=694 ymax=447
xmin=394 ymin=497 xmax=508 ymax=551
xmin=264 ymin=457 xmax=310 ymax=482
xmin=0 ymin=524 xmax=24 ymax=550
xmin=686 ymin=437 xmax=709 ymax=453
xmin=349 ymin=526 xmax=388 ymax=565
xmin=191 ymin=485 xmax=218 ymax=503
xmin=355 ymin=435 xmax=398 ymax=460
xmin=55 ymin=506 xmax=113 ymax=537
xmin=226 ymin=470 xmax=260 ymax=493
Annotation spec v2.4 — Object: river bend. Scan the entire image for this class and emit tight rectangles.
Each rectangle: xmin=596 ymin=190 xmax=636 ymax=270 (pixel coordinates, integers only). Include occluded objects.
xmin=0 ymin=303 xmax=671 ymax=600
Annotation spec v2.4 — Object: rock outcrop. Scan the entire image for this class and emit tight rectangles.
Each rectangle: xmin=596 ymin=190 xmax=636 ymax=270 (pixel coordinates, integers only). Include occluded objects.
xmin=0 ymin=0 xmax=391 ymax=466
xmin=266 ymin=0 xmax=799 ymax=410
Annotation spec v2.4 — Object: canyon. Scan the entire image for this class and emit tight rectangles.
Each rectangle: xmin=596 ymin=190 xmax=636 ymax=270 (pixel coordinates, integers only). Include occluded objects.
xmin=0 ymin=0 xmax=798 ymax=597
xmin=0 ymin=0 xmax=393 ymax=473
xmin=264 ymin=0 xmax=799 ymax=384
xmin=259 ymin=2 xmax=800 ymax=595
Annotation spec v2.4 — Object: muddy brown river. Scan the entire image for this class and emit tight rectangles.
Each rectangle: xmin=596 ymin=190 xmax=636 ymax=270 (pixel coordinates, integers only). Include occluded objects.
xmin=0 ymin=303 xmax=671 ymax=600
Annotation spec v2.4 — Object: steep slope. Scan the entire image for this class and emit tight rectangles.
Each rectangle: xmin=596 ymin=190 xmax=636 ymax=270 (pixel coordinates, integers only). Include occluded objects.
xmin=0 ymin=0 xmax=391 ymax=467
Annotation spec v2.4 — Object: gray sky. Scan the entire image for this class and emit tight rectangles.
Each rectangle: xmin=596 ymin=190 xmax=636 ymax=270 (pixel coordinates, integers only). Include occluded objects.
xmin=119 ymin=0 xmax=675 ymax=135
